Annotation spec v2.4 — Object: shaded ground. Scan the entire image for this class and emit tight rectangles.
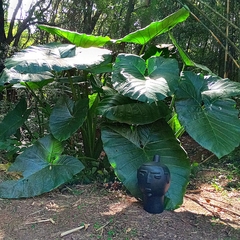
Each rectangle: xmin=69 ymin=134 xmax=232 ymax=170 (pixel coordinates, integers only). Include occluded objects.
xmin=0 ymin=136 xmax=240 ymax=240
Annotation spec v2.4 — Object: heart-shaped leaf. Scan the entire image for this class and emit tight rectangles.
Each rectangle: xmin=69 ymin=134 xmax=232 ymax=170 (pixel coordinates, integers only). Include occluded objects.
xmin=0 ymin=135 xmax=84 ymax=198
xmin=101 ymin=120 xmax=190 ymax=210
xmin=49 ymin=97 xmax=89 ymax=141
xmin=112 ymin=54 xmax=179 ymax=103
xmin=175 ymin=71 xmax=240 ymax=158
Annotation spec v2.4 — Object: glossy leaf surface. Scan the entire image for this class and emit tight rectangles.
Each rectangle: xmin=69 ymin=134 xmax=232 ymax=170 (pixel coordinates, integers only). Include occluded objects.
xmin=0 ymin=135 xmax=84 ymax=198
xmin=112 ymin=54 xmax=179 ymax=103
xmin=101 ymin=120 xmax=190 ymax=210
xmin=175 ymin=71 xmax=240 ymax=158
xmin=5 ymin=43 xmax=112 ymax=74
xmin=49 ymin=97 xmax=89 ymax=141
xmin=116 ymin=7 xmax=189 ymax=45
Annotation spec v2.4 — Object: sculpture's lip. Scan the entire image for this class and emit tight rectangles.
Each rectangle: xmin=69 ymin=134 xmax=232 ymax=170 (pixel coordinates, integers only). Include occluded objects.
xmin=145 ymin=187 xmax=152 ymax=192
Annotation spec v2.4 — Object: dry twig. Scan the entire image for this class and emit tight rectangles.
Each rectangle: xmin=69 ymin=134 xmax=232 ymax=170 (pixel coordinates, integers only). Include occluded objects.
xmin=60 ymin=225 xmax=87 ymax=237
xmin=25 ymin=218 xmax=55 ymax=225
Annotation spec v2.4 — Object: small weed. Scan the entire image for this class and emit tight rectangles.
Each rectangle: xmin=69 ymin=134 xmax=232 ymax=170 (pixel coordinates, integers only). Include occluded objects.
xmin=107 ymin=229 xmax=115 ymax=237
xmin=190 ymin=162 xmax=200 ymax=177
xmin=94 ymin=222 xmax=101 ymax=230
xmin=77 ymin=204 xmax=85 ymax=210
xmin=128 ymin=228 xmax=137 ymax=237
xmin=211 ymin=182 xmax=223 ymax=192
xmin=210 ymin=216 xmax=220 ymax=225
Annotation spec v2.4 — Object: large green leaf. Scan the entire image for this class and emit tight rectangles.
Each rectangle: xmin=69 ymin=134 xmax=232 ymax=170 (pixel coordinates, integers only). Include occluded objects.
xmin=101 ymin=120 xmax=190 ymax=210
xmin=168 ymin=32 xmax=213 ymax=73
xmin=0 ymin=98 xmax=31 ymax=141
xmin=5 ymin=43 xmax=112 ymax=74
xmin=116 ymin=7 xmax=189 ymax=45
xmin=49 ymin=97 xmax=89 ymax=141
xmin=0 ymin=135 xmax=84 ymax=198
xmin=112 ymin=54 xmax=179 ymax=103
xmin=98 ymin=94 xmax=170 ymax=124
xmin=0 ymin=69 xmax=54 ymax=86
xmin=38 ymin=25 xmax=111 ymax=48
xmin=175 ymin=71 xmax=240 ymax=158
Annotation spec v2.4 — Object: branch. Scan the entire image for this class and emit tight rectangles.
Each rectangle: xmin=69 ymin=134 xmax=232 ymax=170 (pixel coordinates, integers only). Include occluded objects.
xmin=21 ymin=27 xmax=31 ymax=48
xmin=11 ymin=0 xmax=52 ymax=46
xmin=7 ymin=0 xmax=22 ymax=42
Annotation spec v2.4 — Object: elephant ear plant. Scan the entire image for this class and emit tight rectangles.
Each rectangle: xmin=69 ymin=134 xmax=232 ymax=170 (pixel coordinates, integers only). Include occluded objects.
xmin=1 ymin=7 xmax=240 ymax=210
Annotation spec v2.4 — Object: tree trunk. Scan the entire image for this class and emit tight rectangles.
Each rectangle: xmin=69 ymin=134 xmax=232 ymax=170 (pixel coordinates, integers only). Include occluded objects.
xmin=0 ymin=0 xmax=6 ymax=44
xmin=0 ymin=0 xmax=6 ymax=74
xmin=121 ymin=0 xmax=135 ymax=37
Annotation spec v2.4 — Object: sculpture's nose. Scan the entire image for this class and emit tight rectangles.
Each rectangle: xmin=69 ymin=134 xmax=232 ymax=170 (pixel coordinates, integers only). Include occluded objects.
xmin=146 ymin=172 xmax=152 ymax=184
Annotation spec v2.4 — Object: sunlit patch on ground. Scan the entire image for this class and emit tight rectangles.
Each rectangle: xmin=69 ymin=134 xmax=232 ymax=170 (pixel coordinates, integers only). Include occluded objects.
xmin=0 ymin=230 xmax=5 ymax=240
xmin=101 ymin=196 xmax=138 ymax=215
xmin=175 ymin=186 xmax=240 ymax=229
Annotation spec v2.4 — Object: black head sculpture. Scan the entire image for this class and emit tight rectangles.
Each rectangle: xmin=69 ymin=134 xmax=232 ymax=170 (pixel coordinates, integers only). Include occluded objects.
xmin=137 ymin=155 xmax=170 ymax=214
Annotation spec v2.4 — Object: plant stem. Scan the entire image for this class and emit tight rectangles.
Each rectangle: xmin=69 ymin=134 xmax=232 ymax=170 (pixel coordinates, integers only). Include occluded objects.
xmin=68 ymin=71 xmax=77 ymax=101
xmin=139 ymin=44 xmax=146 ymax=56
xmin=24 ymin=83 xmax=44 ymax=137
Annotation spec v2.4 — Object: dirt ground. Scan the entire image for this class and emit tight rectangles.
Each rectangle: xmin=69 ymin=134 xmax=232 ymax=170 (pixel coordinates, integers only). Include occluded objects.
xmin=0 ymin=136 xmax=240 ymax=240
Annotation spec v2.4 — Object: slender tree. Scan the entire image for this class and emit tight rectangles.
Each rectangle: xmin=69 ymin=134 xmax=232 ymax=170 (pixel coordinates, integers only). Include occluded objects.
xmin=0 ymin=0 xmax=5 ymax=44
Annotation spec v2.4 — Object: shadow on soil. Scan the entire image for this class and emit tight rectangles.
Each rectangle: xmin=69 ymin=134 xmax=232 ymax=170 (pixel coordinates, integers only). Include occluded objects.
xmin=0 ymin=184 xmax=239 ymax=240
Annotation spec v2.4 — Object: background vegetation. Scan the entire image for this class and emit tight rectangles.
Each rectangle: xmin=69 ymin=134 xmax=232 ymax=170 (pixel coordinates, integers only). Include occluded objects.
xmin=1 ymin=0 xmax=239 ymax=80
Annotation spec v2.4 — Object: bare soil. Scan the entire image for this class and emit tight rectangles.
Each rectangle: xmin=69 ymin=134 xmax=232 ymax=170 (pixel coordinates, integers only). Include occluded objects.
xmin=0 ymin=136 xmax=240 ymax=240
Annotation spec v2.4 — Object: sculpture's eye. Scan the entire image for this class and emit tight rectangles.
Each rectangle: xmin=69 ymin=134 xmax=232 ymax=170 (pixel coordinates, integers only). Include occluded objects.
xmin=139 ymin=170 xmax=148 ymax=176
xmin=150 ymin=171 xmax=161 ymax=179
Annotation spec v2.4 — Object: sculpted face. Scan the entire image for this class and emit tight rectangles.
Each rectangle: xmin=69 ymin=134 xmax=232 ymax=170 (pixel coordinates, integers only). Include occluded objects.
xmin=137 ymin=156 xmax=171 ymax=214
xmin=137 ymin=164 xmax=170 ymax=197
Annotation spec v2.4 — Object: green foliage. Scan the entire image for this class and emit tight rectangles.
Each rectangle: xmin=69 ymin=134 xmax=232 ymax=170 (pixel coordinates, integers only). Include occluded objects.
xmin=38 ymin=25 xmax=111 ymax=47
xmin=112 ymin=54 xmax=179 ymax=102
xmin=3 ymin=43 xmax=112 ymax=73
xmin=0 ymin=98 xmax=31 ymax=141
xmin=0 ymin=7 xmax=240 ymax=211
xmin=98 ymin=94 xmax=170 ymax=125
xmin=0 ymin=135 xmax=84 ymax=198
xmin=175 ymin=72 xmax=240 ymax=158
xmin=49 ymin=97 xmax=89 ymax=141
xmin=116 ymin=7 xmax=189 ymax=45
xmin=101 ymin=120 xmax=190 ymax=210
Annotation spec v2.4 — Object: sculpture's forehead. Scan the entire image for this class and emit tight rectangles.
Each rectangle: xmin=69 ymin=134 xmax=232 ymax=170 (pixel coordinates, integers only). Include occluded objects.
xmin=139 ymin=165 xmax=163 ymax=172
